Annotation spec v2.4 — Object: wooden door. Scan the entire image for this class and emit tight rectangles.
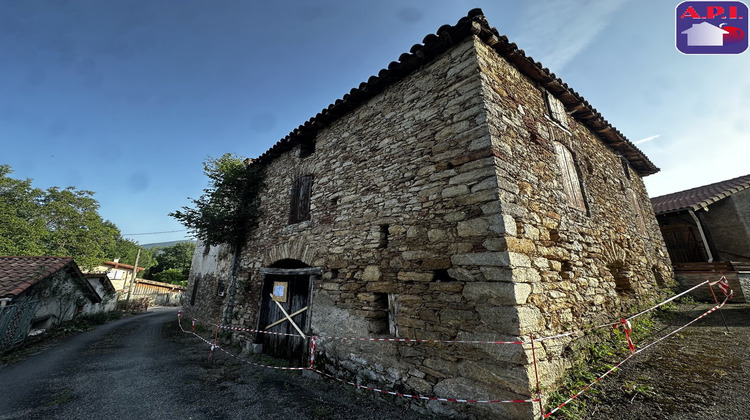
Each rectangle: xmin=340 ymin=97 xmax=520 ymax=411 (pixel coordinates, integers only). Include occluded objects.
xmin=257 ymin=267 xmax=320 ymax=365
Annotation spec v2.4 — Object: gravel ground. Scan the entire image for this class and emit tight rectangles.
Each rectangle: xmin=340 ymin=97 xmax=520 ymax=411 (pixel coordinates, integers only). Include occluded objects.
xmin=2 ymin=303 xmax=747 ymax=419
xmin=564 ymin=302 xmax=750 ymax=419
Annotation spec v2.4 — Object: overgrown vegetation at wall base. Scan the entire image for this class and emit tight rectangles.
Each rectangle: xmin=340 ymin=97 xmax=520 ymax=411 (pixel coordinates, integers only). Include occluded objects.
xmin=543 ymin=297 xmax=688 ymax=418
xmin=170 ymin=154 xmax=265 ymax=247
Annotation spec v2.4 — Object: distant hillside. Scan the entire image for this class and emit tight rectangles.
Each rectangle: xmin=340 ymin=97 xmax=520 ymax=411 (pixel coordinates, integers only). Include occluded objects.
xmin=141 ymin=240 xmax=196 ymax=250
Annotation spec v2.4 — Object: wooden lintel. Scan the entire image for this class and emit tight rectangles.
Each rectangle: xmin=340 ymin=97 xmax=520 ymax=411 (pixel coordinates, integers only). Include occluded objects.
xmin=259 ymin=267 xmax=323 ymax=276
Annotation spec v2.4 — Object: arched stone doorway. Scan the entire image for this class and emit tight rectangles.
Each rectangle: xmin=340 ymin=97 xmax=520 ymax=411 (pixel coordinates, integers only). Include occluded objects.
xmin=256 ymin=259 xmax=321 ymax=365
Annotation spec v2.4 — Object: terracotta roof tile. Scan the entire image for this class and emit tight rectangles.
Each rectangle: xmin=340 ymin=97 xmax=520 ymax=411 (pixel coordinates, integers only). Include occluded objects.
xmin=253 ymin=8 xmax=659 ymax=177
xmin=651 ymin=174 xmax=750 ymax=214
xmin=0 ymin=256 xmax=76 ymax=298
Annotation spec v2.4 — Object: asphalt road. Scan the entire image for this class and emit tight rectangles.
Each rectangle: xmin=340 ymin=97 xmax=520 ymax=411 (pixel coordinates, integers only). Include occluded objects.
xmin=0 ymin=307 xmax=186 ymax=419
xmin=0 ymin=307 xmax=428 ymax=420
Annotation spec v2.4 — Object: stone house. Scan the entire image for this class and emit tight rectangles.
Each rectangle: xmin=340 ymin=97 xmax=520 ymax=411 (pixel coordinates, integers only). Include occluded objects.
xmin=184 ymin=9 xmax=671 ymax=418
xmin=652 ymin=174 xmax=750 ymax=302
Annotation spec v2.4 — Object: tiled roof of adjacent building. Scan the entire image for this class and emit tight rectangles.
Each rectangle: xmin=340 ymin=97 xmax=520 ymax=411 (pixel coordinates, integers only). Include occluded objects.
xmin=0 ymin=256 xmax=82 ymax=298
xmin=651 ymin=174 xmax=750 ymax=215
xmin=253 ymin=8 xmax=659 ymax=177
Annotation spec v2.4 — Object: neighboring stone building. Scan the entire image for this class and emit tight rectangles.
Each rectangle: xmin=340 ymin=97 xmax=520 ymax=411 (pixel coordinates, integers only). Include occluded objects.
xmin=184 ymin=9 xmax=671 ymax=418
xmin=652 ymin=173 xmax=750 ymax=264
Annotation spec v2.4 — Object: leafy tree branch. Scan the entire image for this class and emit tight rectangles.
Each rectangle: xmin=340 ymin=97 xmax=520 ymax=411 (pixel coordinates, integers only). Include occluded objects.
xmin=170 ymin=154 xmax=265 ymax=248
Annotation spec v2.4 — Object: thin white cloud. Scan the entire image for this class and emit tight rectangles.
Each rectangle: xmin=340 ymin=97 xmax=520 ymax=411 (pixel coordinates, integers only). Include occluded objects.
xmin=634 ymin=134 xmax=660 ymax=145
xmin=513 ymin=0 xmax=628 ymax=72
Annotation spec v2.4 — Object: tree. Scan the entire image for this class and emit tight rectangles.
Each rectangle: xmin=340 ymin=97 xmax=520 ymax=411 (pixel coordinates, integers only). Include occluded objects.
xmin=170 ymin=154 xmax=264 ymax=248
xmin=40 ymin=186 xmax=121 ymax=269
xmin=152 ymin=268 xmax=186 ymax=285
xmin=0 ymin=165 xmax=46 ymax=256
xmin=170 ymin=154 xmax=265 ymax=325
xmin=0 ymin=165 xmax=142 ymax=270
xmin=146 ymin=241 xmax=195 ymax=284
xmin=111 ymin=238 xmax=155 ymax=275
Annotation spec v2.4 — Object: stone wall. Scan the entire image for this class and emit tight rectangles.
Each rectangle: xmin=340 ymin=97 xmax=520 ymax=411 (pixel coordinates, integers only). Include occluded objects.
xmin=474 ymin=39 xmax=673 ymax=388
xmin=183 ymin=242 xmax=233 ymax=323
xmin=183 ymin=33 xmax=671 ymax=419
xmin=232 ymin=37 xmax=529 ymax=418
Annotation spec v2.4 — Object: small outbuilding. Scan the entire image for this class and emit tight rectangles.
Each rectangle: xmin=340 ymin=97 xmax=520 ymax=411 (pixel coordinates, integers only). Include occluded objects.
xmin=0 ymin=256 xmax=100 ymax=349
xmin=652 ymin=173 xmax=750 ymax=301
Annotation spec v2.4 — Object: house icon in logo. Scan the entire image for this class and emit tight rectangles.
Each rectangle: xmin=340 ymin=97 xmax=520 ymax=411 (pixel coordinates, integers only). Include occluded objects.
xmin=681 ymin=21 xmax=730 ymax=46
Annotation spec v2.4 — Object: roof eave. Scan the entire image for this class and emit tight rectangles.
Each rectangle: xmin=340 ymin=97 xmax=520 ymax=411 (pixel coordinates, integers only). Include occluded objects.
xmin=252 ymin=8 xmax=659 ymax=177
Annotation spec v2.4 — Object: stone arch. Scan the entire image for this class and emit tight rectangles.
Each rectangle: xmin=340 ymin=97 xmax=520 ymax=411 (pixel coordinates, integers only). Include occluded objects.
xmin=268 ymin=259 xmax=310 ymax=269
xmin=262 ymin=242 xmax=316 ymax=267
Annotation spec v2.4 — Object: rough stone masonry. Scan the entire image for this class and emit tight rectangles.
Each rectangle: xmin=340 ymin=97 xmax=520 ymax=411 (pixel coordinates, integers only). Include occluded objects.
xmin=183 ymin=9 xmax=672 ymax=419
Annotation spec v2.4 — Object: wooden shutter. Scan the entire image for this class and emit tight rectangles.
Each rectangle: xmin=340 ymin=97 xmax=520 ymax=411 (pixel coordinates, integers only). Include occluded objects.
xmin=546 ymin=91 xmax=568 ymax=128
xmin=190 ymin=277 xmax=200 ymax=306
xmin=628 ymin=188 xmax=647 ymax=236
xmin=289 ymin=175 xmax=313 ymax=224
xmin=554 ymin=142 xmax=586 ymax=211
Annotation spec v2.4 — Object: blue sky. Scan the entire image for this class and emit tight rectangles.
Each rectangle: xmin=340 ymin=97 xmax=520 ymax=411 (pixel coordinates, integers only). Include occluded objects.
xmin=2 ymin=1 xmax=749 ymax=244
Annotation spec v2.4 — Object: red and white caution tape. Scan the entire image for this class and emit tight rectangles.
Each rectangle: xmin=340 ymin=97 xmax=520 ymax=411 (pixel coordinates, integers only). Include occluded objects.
xmin=210 ymin=322 xmax=525 ymax=344
xmin=545 ymin=294 xmax=730 ymax=418
xmin=313 ymin=335 xmax=525 ymax=345
xmin=612 ymin=319 xmax=635 ymax=354
xmin=627 ymin=280 xmax=710 ymax=322
xmin=717 ymin=276 xmax=733 ymax=297
xmin=308 ymin=368 xmax=538 ymax=404
xmin=309 ymin=336 xmax=316 ymax=369
xmin=535 ymin=280 xmax=712 ymax=344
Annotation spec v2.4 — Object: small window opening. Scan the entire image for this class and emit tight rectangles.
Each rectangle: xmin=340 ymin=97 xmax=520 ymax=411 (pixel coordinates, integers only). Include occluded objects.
xmin=628 ymin=188 xmax=647 ymax=236
xmin=379 ymin=224 xmax=389 ymax=249
xmin=553 ymin=141 xmax=588 ymax=213
xmin=387 ymin=294 xmax=399 ymax=337
xmin=190 ymin=277 xmax=201 ymax=306
xmin=432 ymin=269 xmax=454 ymax=282
xmin=299 ymin=141 xmax=315 ymax=159
xmin=652 ymin=266 xmax=666 ymax=288
xmin=620 ymin=156 xmax=631 ymax=180
xmin=608 ymin=263 xmax=634 ymax=295
xmin=216 ymin=279 xmax=226 ymax=297
xmin=289 ymin=175 xmax=313 ymax=224
xmin=330 ymin=269 xmax=340 ymax=279
xmin=371 ymin=292 xmax=399 ymax=337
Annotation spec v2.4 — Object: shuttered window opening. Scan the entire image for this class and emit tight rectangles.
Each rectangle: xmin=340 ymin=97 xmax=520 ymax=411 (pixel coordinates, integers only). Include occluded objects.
xmin=289 ymin=175 xmax=313 ymax=225
xmin=545 ymin=91 xmax=568 ymax=128
xmin=190 ymin=277 xmax=200 ymax=306
xmin=553 ymin=141 xmax=587 ymax=212
xmin=620 ymin=156 xmax=632 ymax=180
xmin=628 ymin=188 xmax=648 ymax=236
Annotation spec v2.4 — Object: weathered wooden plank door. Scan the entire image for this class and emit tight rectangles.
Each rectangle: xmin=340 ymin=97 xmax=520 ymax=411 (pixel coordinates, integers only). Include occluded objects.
xmin=257 ymin=267 xmax=320 ymax=365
